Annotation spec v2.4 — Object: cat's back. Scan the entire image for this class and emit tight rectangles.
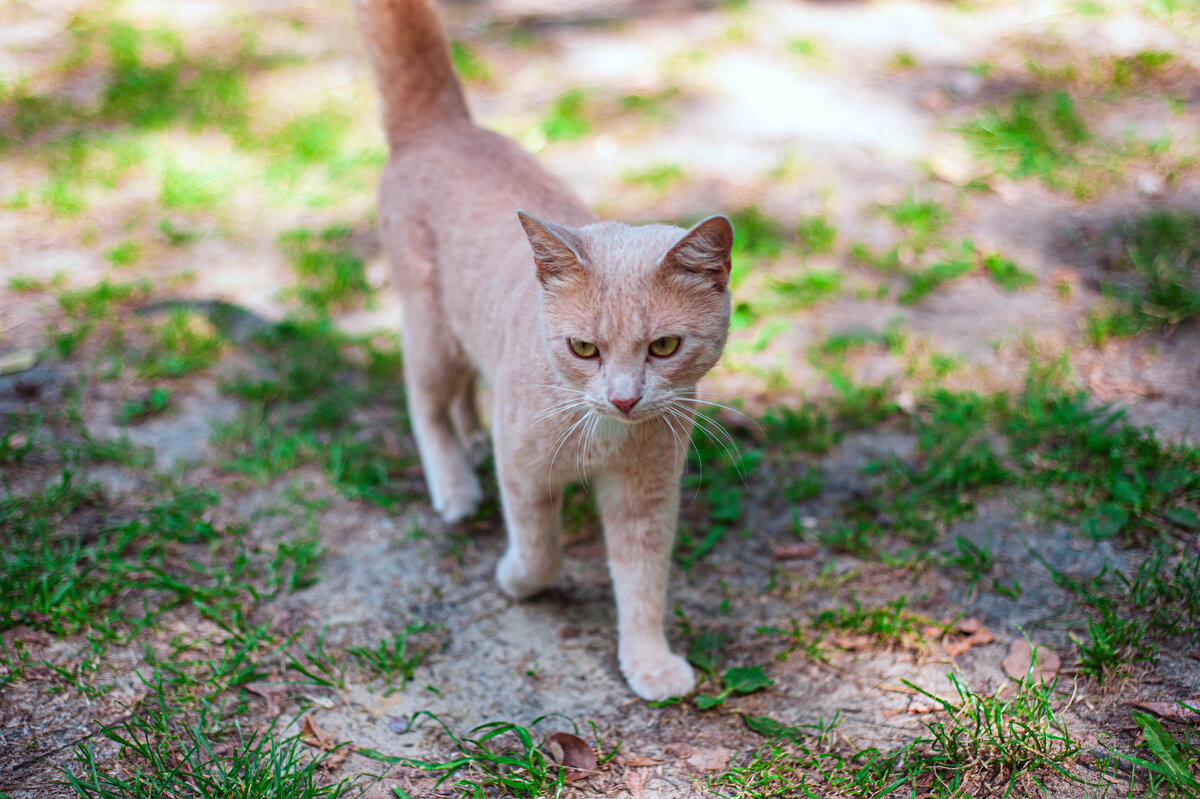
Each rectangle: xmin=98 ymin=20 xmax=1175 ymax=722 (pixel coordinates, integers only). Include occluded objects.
xmin=378 ymin=122 xmax=593 ymax=367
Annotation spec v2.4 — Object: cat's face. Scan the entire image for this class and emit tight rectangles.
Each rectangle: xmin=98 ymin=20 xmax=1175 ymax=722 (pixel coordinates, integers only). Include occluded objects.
xmin=519 ymin=213 xmax=734 ymax=423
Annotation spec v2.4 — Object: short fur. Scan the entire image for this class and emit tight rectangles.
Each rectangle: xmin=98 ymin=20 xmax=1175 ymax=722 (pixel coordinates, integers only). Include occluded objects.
xmin=357 ymin=0 xmax=734 ymax=700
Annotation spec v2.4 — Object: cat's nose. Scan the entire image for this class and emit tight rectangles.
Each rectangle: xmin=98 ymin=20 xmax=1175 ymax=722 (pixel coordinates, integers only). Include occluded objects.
xmin=610 ymin=395 xmax=640 ymax=415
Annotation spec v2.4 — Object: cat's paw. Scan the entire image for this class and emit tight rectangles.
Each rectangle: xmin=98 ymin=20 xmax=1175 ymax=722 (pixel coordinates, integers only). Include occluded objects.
xmin=622 ymin=653 xmax=695 ymax=702
xmin=495 ymin=551 xmax=556 ymax=599
xmin=432 ymin=481 xmax=482 ymax=525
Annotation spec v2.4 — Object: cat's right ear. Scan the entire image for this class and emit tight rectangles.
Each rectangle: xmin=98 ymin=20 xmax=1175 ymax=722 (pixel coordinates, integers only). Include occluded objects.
xmin=517 ymin=211 xmax=585 ymax=290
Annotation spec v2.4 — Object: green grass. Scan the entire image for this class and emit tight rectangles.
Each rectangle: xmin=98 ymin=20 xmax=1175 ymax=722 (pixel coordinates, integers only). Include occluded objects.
xmin=360 ymin=712 xmax=586 ymax=799
xmin=963 ymin=90 xmax=1090 ymax=190
xmin=1088 ymin=210 xmax=1200 ymax=344
xmin=346 ymin=623 xmax=432 ymax=692
xmin=898 ymin=240 xmax=976 ymax=305
xmin=845 ymin=359 xmax=1200 ymax=549
xmin=618 ymin=87 xmax=682 ymax=124
xmin=1116 ymin=708 xmax=1200 ymax=796
xmin=277 ymin=225 xmax=373 ymax=313
xmin=716 ymin=673 xmax=1080 ymax=797
xmin=795 ymin=214 xmax=837 ymax=256
xmin=65 ymin=675 xmax=354 ymax=799
xmin=116 ymin=387 xmax=172 ymax=425
xmin=450 ymin=39 xmax=492 ymax=83
xmin=622 ymin=162 xmax=686 ymax=193
xmin=1040 ymin=548 xmax=1199 ymax=681
xmin=137 ymin=309 xmax=224 ymax=379
xmin=984 ymin=253 xmax=1037 ymax=292
xmin=810 ymin=594 xmax=931 ymax=649
xmin=215 ymin=313 xmax=418 ymax=508
xmin=539 ymin=89 xmax=592 ymax=142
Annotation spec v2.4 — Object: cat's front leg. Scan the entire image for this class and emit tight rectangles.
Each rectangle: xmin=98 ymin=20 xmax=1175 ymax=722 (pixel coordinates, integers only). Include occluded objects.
xmin=596 ymin=469 xmax=694 ymax=701
xmin=493 ymin=453 xmax=564 ymax=599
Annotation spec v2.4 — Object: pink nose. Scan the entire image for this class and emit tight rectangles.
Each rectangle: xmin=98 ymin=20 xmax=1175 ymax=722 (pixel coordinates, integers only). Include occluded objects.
xmin=611 ymin=396 xmax=640 ymax=414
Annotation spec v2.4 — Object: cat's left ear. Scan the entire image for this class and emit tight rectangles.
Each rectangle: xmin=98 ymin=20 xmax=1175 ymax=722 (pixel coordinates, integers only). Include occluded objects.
xmin=660 ymin=215 xmax=734 ymax=289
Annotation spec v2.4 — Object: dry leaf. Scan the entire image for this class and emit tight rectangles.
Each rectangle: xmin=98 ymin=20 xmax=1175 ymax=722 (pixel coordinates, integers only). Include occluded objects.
xmin=686 ymin=747 xmax=732 ymax=772
xmin=624 ymin=766 xmax=648 ymax=799
xmin=945 ymin=627 xmax=994 ymax=657
xmin=1001 ymin=639 xmax=1061 ymax=684
xmin=320 ymin=745 xmax=350 ymax=774
xmin=831 ymin=633 xmax=873 ymax=651
xmin=771 ymin=542 xmax=819 ymax=561
xmin=953 ymin=617 xmax=983 ymax=635
xmin=545 ymin=732 xmax=597 ymax=783
xmin=623 ymin=755 xmax=664 ymax=767
xmin=1128 ymin=701 xmax=1200 ymax=725
xmin=301 ymin=714 xmax=334 ymax=750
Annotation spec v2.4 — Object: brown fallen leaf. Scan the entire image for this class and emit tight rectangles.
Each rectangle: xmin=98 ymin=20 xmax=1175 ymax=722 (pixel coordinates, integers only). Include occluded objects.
xmin=686 ymin=747 xmax=732 ymax=772
xmin=1128 ymin=701 xmax=1200 ymax=725
xmin=319 ymin=745 xmax=350 ymax=774
xmin=830 ymin=633 xmax=873 ymax=651
xmin=953 ymin=617 xmax=984 ymax=635
xmin=544 ymin=732 xmax=597 ymax=783
xmin=771 ymin=542 xmax=819 ymax=561
xmin=945 ymin=627 xmax=995 ymax=657
xmin=624 ymin=766 xmax=648 ymax=799
xmin=623 ymin=755 xmax=665 ymax=767
xmin=1001 ymin=639 xmax=1061 ymax=685
xmin=301 ymin=714 xmax=334 ymax=750
xmin=1188 ymin=650 xmax=1200 ymax=662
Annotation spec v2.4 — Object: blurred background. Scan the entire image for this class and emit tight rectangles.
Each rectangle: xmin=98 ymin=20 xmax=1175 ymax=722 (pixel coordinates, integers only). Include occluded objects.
xmin=3 ymin=0 xmax=1198 ymax=435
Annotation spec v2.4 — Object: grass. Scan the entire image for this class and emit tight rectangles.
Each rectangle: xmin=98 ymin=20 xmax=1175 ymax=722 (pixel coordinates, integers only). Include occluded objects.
xmin=715 ymin=673 xmax=1080 ymax=797
xmin=962 ymin=90 xmax=1090 ymax=191
xmin=65 ymin=675 xmax=355 ymax=799
xmin=1040 ymin=548 xmax=1199 ymax=681
xmin=346 ymin=623 xmax=432 ymax=692
xmin=277 ymin=225 xmax=373 ymax=313
xmin=360 ymin=712 xmax=582 ymax=799
xmin=539 ymin=89 xmax=592 ymax=143
xmin=1087 ymin=210 xmax=1200 ymax=345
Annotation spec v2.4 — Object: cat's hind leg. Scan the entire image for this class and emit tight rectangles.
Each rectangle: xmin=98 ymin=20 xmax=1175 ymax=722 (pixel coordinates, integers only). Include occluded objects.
xmin=449 ymin=378 xmax=489 ymax=466
xmin=400 ymin=309 xmax=482 ymax=524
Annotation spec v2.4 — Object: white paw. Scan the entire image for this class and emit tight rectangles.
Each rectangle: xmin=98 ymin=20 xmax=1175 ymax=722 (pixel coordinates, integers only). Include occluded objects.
xmin=432 ymin=482 xmax=482 ymax=525
xmin=495 ymin=551 xmax=552 ymax=599
xmin=622 ymin=653 xmax=695 ymax=702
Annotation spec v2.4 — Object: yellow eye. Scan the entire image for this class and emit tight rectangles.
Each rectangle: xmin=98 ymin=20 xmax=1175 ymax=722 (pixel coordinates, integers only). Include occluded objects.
xmin=569 ymin=338 xmax=599 ymax=358
xmin=649 ymin=336 xmax=680 ymax=357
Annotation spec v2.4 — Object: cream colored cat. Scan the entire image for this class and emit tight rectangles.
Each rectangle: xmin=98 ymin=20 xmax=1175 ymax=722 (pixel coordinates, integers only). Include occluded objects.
xmin=357 ymin=0 xmax=734 ymax=700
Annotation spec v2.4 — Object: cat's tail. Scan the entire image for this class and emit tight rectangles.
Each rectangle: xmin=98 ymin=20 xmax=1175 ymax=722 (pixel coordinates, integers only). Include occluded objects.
xmin=355 ymin=0 xmax=470 ymax=150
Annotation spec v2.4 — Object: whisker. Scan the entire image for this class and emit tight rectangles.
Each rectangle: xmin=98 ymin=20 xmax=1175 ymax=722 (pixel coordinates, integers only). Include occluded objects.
xmin=661 ymin=405 xmax=703 ymax=505
xmin=687 ymin=408 xmax=746 ymax=482
xmin=670 ymin=394 xmax=764 ymax=435
xmin=548 ymin=410 xmax=591 ymax=494
xmin=524 ymin=384 xmax=587 ymax=395
xmin=523 ymin=398 xmax=588 ymax=428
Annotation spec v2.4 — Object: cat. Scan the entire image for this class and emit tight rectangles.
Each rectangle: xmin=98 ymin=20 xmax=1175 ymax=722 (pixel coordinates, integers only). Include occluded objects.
xmin=356 ymin=0 xmax=734 ymax=701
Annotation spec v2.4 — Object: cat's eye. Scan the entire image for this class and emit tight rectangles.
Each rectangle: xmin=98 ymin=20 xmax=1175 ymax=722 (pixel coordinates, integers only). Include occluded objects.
xmin=649 ymin=336 xmax=680 ymax=357
xmin=568 ymin=338 xmax=599 ymax=358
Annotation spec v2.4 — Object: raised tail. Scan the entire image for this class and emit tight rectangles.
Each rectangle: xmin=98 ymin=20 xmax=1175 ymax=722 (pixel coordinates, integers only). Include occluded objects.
xmin=355 ymin=0 xmax=470 ymax=150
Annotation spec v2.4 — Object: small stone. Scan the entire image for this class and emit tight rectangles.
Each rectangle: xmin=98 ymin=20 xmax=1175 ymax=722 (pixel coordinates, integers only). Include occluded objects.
xmin=1136 ymin=172 xmax=1164 ymax=197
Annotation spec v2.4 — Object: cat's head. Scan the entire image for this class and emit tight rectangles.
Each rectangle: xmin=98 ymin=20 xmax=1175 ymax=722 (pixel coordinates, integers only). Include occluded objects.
xmin=518 ymin=211 xmax=734 ymax=423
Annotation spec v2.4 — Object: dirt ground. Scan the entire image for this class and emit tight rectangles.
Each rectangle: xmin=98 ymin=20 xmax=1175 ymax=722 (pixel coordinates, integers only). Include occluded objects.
xmin=2 ymin=0 xmax=1200 ymax=797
